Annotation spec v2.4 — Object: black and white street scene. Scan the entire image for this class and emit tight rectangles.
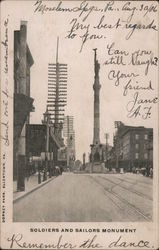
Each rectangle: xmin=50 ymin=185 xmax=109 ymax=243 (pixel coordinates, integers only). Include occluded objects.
xmin=12 ymin=1 xmax=157 ymax=223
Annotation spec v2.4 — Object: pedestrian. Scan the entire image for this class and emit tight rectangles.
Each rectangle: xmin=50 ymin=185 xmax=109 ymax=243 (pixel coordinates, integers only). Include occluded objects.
xmin=55 ymin=166 xmax=61 ymax=176
xmin=150 ymin=167 xmax=153 ymax=178
xmin=60 ymin=166 xmax=63 ymax=175
xmin=26 ymin=158 xmax=32 ymax=181
xmin=146 ymin=164 xmax=150 ymax=177
xmin=132 ymin=165 xmax=135 ymax=174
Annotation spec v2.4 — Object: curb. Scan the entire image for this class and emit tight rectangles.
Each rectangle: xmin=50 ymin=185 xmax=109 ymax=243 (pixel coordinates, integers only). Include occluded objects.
xmin=13 ymin=176 xmax=57 ymax=203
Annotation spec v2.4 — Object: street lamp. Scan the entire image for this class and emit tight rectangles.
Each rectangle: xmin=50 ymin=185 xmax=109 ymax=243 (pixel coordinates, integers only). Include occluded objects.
xmin=105 ymin=133 xmax=109 ymax=167
xmin=83 ymin=153 xmax=86 ymax=169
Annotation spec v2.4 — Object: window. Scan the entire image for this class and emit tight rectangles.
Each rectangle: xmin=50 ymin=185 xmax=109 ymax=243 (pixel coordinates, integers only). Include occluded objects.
xmin=144 ymin=134 xmax=148 ymax=140
xmin=135 ymin=144 xmax=139 ymax=149
xmin=144 ymin=143 xmax=148 ymax=150
xmin=135 ymin=153 xmax=139 ymax=159
xmin=135 ymin=134 xmax=139 ymax=140
xmin=144 ymin=153 xmax=148 ymax=159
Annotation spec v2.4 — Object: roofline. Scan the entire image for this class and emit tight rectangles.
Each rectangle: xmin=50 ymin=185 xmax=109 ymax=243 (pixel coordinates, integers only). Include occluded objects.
xmin=118 ymin=125 xmax=153 ymax=138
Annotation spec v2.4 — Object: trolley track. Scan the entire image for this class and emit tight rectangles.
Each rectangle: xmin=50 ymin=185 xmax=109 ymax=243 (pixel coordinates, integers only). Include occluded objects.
xmin=87 ymin=175 xmax=152 ymax=222
xmin=98 ymin=175 xmax=152 ymax=201
xmin=115 ymin=175 xmax=152 ymax=187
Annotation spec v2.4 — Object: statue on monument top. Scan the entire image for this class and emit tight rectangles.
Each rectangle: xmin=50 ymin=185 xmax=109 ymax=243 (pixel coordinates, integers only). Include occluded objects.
xmin=93 ymin=48 xmax=100 ymax=77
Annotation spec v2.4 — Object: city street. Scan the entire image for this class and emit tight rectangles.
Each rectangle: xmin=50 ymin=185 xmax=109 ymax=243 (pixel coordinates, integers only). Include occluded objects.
xmin=13 ymin=173 xmax=153 ymax=222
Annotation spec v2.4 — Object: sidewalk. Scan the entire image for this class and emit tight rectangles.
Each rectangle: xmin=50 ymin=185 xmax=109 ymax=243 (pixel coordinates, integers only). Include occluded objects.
xmin=13 ymin=172 xmax=56 ymax=202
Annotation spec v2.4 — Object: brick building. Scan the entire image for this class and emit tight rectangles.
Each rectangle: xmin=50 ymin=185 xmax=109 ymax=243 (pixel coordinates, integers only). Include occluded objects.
xmin=111 ymin=122 xmax=153 ymax=171
xmin=14 ymin=21 xmax=34 ymax=188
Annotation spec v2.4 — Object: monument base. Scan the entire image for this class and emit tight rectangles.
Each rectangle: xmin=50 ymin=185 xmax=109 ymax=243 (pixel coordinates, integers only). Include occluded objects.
xmin=90 ymin=143 xmax=105 ymax=173
xmin=90 ymin=162 xmax=105 ymax=173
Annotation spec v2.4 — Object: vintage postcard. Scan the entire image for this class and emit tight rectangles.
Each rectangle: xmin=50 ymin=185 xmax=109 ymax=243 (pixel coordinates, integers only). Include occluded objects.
xmin=1 ymin=0 xmax=159 ymax=249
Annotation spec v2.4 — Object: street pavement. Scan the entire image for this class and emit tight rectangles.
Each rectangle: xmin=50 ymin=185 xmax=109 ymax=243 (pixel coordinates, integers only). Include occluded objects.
xmin=13 ymin=173 xmax=152 ymax=222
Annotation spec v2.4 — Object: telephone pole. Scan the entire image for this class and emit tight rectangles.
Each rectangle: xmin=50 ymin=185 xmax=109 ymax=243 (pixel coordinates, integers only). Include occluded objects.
xmin=105 ymin=133 xmax=109 ymax=166
xmin=47 ymin=37 xmax=67 ymax=133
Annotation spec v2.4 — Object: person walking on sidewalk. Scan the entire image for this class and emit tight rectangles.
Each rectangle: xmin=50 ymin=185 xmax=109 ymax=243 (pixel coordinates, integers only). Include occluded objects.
xmin=26 ymin=158 xmax=32 ymax=181
xmin=55 ymin=166 xmax=61 ymax=176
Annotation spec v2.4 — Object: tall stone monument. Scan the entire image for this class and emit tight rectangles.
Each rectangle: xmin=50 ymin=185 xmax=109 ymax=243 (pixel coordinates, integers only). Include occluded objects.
xmin=90 ymin=49 xmax=104 ymax=173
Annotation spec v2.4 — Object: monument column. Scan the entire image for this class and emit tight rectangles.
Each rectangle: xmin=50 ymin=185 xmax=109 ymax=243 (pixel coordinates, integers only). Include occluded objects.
xmin=93 ymin=49 xmax=101 ymax=145
xmin=89 ymin=49 xmax=104 ymax=173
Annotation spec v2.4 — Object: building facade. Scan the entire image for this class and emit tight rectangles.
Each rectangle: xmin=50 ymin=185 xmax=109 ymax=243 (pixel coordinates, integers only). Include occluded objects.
xmin=111 ymin=122 xmax=153 ymax=171
xmin=14 ymin=21 xmax=34 ymax=187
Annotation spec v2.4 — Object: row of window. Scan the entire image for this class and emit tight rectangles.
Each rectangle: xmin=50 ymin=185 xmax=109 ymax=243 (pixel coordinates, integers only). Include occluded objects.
xmin=135 ymin=152 xmax=148 ymax=159
xmin=135 ymin=143 xmax=147 ymax=150
xmin=135 ymin=134 xmax=148 ymax=140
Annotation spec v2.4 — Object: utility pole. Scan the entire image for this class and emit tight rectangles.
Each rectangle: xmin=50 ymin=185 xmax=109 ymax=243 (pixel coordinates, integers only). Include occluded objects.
xmin=42 ymin=107 xmax=51 ymax=181
xmin=105 ymin=133 xmax=109 ymax=167
xmin=83 ymin=153 xmax=86 ymax=169
xmin=67 ymin=116 xmax=70 ymax=167
xmin=47 ymin=37 xmax=67 ymax=130
xmin=114 ymin=121 xmax=119 ymax=170
xmin=46 ymin=38 xmax=68 ymax=167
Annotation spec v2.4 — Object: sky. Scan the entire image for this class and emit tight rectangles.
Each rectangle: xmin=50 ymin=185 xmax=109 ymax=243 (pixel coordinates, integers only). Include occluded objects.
xmin=2 ymin=0 xmax=158 ymax=161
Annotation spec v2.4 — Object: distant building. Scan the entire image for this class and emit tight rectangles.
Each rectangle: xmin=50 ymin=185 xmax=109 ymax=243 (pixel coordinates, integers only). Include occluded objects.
xmin=14 ymin=21 xmax=34 ymax=186
xmin=111 ymin=122 xmax=153 ymax=171
xmin=63 ymin=116 xmax=76 ymax=168
xmin=26 ymin=108 xmax=65 ymax=170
